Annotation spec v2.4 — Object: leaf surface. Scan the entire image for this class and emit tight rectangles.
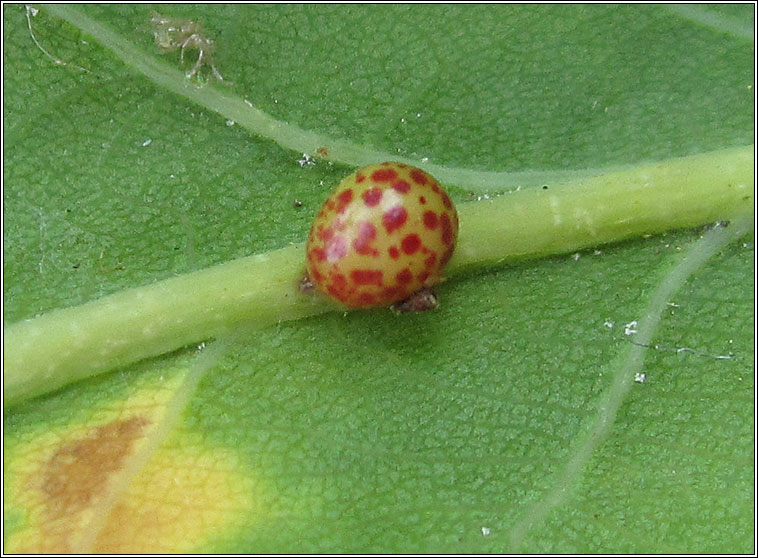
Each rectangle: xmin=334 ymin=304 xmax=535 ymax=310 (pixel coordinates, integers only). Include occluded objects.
xmin=3 ymin=4 xmax=753 ymax=553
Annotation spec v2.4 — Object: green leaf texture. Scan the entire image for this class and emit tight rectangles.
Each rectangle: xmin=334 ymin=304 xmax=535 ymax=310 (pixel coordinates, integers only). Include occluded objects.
xmin=3 ymin=4 xmax=754 ymax=553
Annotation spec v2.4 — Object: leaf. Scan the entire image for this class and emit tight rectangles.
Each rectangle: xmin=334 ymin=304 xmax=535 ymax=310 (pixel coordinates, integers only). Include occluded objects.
xmin=3 ymin=4 xmax=753 ymax=553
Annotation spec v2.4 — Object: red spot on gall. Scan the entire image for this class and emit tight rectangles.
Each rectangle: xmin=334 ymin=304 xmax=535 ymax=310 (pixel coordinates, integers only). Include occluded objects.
xmin=382 ymin=286 xmax=405 ymax=300
xmin=440 ymin=246 xmax=454 ymax=267
xmin=351 ymin=269 xmax=384 ymax=286
xmin=395 ymin=267 xmax=413 ymax=285
xmin=401 ymin=234 xmax=422 ymax=255
xmin=353 ymin=221 xmax=378 ymax=255
xmin=392 ymin=180 xmax=411 ymax=194
xmin=441 ymin=213 xmax=453 ymax=245
xmin=332 ymin=273 xmax=347 ymax=288
xmin=358 ymin=292 xmax=376 ymax=305
xmin=318 ymin=226 xmax=334 ymax=241
xmin=441 ymin=192 xmax=453 ymax=210
xmin=372 ymin=168 xmax=398 ymax=182
xmin=362 ymin=187 xmax=383 ymax=207
xmin=396 ymin=268 xmax=413 ymax=284
xmin=410 ymin=169 xmax=428 ymax=185
xmin=325 ymin=235 xmax=348 ymax=261
xmin=336 ymin=189 xmax=353 ymax=212
xmin=328 ymin=273 xmax=349 ymax=302
xmin=423 ymin=211 xmax=438 ymax=230
xmin=382 ymin=205 xmax=408 ymax=233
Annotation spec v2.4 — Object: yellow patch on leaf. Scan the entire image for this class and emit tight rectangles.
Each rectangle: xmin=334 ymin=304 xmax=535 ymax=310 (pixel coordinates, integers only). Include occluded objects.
xmin=5 ymin=374 xmax=258 ymax=553
xmin=91 ymin=443 xmax=256 ymax=553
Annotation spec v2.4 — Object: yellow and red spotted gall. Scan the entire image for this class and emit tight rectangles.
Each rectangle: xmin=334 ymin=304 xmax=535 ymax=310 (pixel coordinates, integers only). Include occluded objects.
xmin=305 ymin=162 xmax=459 ymax=309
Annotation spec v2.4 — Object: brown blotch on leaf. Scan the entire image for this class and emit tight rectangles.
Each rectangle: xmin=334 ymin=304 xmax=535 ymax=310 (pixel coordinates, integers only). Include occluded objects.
xmin=41 ymin=416 xmax=151 ymax=513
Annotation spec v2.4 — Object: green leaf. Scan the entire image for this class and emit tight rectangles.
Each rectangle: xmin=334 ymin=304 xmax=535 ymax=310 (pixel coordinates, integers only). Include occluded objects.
xmin=3 ymin=4 xmax=753 ymax=553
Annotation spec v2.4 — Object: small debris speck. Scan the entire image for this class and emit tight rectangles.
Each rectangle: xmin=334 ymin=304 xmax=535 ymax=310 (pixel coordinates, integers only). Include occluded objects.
xmin=244 ymin=99 xmax=254 ymax=108
xmin=26 ymin=5 xmax=89 ymax=72
xmin=481 ymin=527 xmax=491 ymax=537
xmin=151 ymin=12 xmax=224 ymax=81
xmin=624 ymin=320 xmax=638 ymax=335
xmin=141 ymin=139 xmax=152 ymax=147
xmin=572 ymin=253 xmax=581 ymax=261
xmin=297 ymin=153 xmax=315 ymax=167
xmin=603 ymin=321 xmax=614 ymax=329
xmin=226 ymin=120 xmax=235 ymax=126
xmin=634 ymin=372 xmax=646 ymax=383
